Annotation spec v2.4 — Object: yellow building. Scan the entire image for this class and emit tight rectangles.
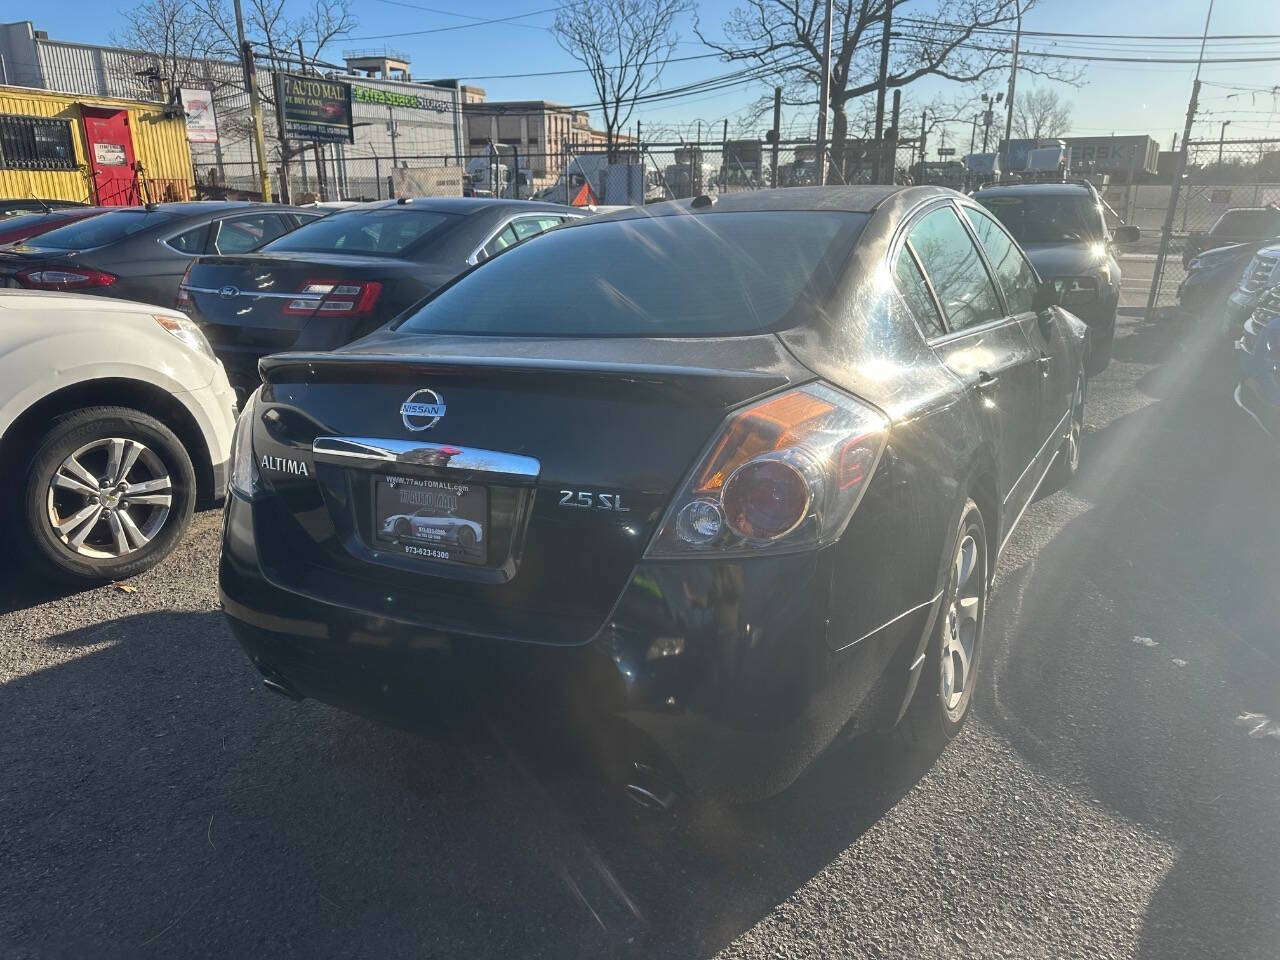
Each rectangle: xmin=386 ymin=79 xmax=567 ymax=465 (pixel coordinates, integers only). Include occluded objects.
xmin=0 ymin=85 xmax=193 ymax=206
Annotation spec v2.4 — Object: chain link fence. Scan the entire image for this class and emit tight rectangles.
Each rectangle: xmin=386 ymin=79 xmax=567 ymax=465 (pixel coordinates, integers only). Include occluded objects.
xmin=195 ymin=137 xmax=927 ymax=205
xmin=1144 ymin=138 xmax=1280 ymax=314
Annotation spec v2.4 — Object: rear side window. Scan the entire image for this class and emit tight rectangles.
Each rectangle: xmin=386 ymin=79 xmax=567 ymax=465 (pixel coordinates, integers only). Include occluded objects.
xmin=211 ymin=213 xmax=291 ymax=254
xmin=1213 ymin=209 xmax=1280 ymax=238
xmin=906 ymin=207 xmax=1004 ymax=332
xmin=24 ymin=211 xmax=168 ymax=250
xmin=263 ymin=208 xmax=458 ymax=257
xmin=892 ymin=245 xmax=946 ymax=337
xmin=964 ymin=207 xmax=1039 ymax=315
xmin=395 ymin=210 xmax=865 ymax=337
xmin=166 ymin=224 xmax=209 ymax=253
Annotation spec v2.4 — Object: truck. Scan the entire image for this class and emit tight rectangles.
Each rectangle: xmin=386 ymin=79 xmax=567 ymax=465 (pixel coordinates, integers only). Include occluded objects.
xmin=533 ymin=151 xmax=646 ymax=205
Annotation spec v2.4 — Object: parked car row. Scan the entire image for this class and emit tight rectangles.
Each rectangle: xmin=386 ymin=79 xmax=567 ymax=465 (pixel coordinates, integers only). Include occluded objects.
xmin=0 ymin=183 xmax=1134 ymax=804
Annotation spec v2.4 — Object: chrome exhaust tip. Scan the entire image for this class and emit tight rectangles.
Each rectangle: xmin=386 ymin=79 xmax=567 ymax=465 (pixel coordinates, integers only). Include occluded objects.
xmin=624 ymin=761 xmax=677 ymax=812
xmin=262 ymin=676 xmax=304 ymax=701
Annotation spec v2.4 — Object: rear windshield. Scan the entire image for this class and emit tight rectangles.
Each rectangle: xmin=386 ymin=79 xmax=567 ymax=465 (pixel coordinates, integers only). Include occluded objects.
xmin=25 ymin=211 xmax=169 ymax=249
xmin=394 ymin=210 xmax=865 ymax=337
xmin=262 ymin=208 xmax=459 ymax=257
xmin=1212 ymin=209 xmax=1280 ymax=238
xmin=977 ymin=193 xmax=1104 ymax=244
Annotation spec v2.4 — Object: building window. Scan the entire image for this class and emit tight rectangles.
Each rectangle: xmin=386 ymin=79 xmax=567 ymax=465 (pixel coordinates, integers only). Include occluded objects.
xmin=0 ymin=114 xmax=76 ymax=170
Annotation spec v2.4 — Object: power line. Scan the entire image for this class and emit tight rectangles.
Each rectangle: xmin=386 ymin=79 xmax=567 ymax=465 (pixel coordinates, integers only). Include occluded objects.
xmin=341 ymin=5 xmax=560 ymax=41
xmin=363 ymin=0 xmax=553 ymax=33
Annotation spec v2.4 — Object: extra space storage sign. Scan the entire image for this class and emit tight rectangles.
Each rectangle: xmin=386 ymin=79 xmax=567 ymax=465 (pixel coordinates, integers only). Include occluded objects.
xmin=276 ymin=73 xmax=354 ymax=144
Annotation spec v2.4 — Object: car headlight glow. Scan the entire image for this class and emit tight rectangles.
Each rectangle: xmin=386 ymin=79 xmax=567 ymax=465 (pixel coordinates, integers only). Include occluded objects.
xmin=154 ymin=313 xmax=216 ymax=362
xmin=229 ymin=388 xmax=262 ymax=499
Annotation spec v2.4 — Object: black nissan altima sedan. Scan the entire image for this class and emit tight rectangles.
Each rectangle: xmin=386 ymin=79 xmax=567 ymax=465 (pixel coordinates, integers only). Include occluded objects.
xmin=220 ymin=186 xmax=1087 ymax=803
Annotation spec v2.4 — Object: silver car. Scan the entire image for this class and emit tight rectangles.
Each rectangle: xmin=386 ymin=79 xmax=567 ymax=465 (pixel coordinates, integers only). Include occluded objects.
xmin=381 ymin=508 xmax=483 ymax=548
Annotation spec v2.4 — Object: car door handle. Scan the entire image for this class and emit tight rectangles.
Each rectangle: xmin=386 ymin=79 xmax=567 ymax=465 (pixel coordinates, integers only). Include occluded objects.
xmin=975 ymin=371 xmax=999 ymax=389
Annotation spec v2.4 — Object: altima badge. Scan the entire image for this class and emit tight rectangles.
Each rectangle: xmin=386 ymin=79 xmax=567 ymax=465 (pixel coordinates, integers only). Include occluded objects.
xmin=401 ymin=388 xmax=447 ymax=431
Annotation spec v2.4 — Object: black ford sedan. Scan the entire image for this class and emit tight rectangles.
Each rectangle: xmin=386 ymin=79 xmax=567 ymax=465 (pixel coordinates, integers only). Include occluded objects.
xmin=220 ymin=186 xmax=1087 ymax=802
xmin=179 ymin=198 xmax=583 ymax=396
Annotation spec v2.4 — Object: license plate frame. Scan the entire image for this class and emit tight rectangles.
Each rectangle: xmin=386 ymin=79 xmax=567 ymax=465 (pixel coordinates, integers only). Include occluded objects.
xmin=372 ymin=473 xmax=488 ymax=566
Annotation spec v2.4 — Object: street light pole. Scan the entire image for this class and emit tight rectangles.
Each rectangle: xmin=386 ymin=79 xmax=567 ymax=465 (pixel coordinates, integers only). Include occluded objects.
xmin=815 ymin=0 xmax=833 ymax=185
xmin=1218 ymin=120 xmax=1231 ymax=165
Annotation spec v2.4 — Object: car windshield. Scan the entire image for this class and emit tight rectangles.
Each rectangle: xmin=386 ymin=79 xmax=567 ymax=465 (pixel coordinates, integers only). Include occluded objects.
xmin=262 ymin=208 xmax=459 ymax=256
xmin=977 ymin=193 xmax=1104 ymax=244
xmin=1212 ymin=209 xmax=1280 ymax=237
xmin=23 ymin=211 xmax=168 ymax=249
xmin=394 ymin=210 xmax=865 ymax=337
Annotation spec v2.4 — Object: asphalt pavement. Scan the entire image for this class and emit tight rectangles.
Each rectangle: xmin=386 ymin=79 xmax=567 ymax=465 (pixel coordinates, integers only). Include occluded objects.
xmin=2 ymin=311 xmax=1278 ymax=959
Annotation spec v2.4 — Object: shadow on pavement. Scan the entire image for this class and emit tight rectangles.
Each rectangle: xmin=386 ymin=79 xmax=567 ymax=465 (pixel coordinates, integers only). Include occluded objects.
xmin=979 ymin=311 xmax=1280 ymax=960
xmin=0 ymin=608 xmax=938 ymax=959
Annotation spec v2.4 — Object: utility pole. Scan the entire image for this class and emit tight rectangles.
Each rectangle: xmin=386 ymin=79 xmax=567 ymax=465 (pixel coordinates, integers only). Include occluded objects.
xmin=815 ymin=0 xmax=833 ymax=185
xmin=770 ymin=86 xmax=782 ymax=189
xmin=888 ymin=88 xmax=901 ymax=184
xmin=969 ymin=115 xmax=978 ymax=155
xmin=871 ymin=0 xmax=893 ymax=184
xmin=233 ymin=0 xmax=272 ymax=201
xmin=1146 ymin=0 xmax=1214 ymax=321
xmin=1003 ymin=2 xmax=1022 ymax=150
xmin=917 ymin=110 xmax=927 ymax=184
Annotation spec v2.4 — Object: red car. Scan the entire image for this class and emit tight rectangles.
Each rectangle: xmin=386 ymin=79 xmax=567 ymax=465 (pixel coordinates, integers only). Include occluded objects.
xmin=0 ymin=208 xmax=110 ymax=246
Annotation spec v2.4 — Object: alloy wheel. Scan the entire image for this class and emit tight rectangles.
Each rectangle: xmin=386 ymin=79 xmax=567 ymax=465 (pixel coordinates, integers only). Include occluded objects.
xmin=940 ymin=529 xmax=984 ymax=716
xmin=45 ymin=437 xmax=173 ymax=560
xmin=1066 ymin=381 xmax=1084 ymax=473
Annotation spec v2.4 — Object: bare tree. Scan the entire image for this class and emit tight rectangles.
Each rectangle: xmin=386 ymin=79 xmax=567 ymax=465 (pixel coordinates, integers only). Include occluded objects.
xmin=1011 ymin=86 xmax=1072 ymax=140
xmin=553 ymin=0 xmax=694 ymax=159
xmin=697 ymin=0 xmax=1079 ymax=175
xmin=113 ymin=0 xmax=222 ymax=103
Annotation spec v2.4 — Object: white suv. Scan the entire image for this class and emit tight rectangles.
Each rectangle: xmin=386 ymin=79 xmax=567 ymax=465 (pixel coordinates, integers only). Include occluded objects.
xmin=0 ymin=290 xmax=237 ymax=583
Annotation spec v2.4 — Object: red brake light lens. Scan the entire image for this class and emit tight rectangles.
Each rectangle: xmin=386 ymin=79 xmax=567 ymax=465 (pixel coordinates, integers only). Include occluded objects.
xmin=645 ymin=383 xmax=889 ymax=558
xmin=17 ymin=267 xmax=116 ymax=290
xmin=281 ymin=279 xmax=382 ymax=316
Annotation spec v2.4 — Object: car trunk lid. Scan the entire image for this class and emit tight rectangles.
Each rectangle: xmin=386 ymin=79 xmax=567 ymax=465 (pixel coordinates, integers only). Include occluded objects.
xmin=248 ymin=333 xmax=810 ymax=644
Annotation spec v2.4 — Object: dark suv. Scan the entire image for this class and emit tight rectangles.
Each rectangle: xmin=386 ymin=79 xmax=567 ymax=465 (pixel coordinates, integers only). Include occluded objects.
xmin=976 ymin=180 xmax=1139 ymax=373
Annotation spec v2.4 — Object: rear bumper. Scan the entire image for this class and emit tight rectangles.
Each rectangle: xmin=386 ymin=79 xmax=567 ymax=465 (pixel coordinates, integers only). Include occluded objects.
xmin=219 ymin=491 xmax=931 ymax=801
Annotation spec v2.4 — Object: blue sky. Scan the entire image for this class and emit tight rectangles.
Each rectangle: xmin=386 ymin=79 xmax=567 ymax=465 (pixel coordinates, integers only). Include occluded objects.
xmin=21 ymin=0 xmax=1280 ymax=150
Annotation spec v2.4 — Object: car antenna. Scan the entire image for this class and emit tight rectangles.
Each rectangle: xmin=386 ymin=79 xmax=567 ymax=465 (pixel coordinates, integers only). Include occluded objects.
xmin=27 ymin=192 xmax=51 ymax=215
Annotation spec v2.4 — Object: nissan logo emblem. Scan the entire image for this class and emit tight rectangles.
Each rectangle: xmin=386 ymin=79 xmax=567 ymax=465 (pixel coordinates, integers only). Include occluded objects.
xmin=218 ymin=285 xmax=239 ymax=299
xmin=400 ymin=388 xmax=447 ymax=431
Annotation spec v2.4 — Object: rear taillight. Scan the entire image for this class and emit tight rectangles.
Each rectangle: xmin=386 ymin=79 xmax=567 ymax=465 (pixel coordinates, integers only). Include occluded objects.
xmin=281 ymin=279 xmax=382 ymax=316
xmin=645 ymin=383 xmax=889 ymax=558
xmin=176 ymin=264 xmax=194 ymax=310
xmin=17 ymin=267 xmax=116 ymax=290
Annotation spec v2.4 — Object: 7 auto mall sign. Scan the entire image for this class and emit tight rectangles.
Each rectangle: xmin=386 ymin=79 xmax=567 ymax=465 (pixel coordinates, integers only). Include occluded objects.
xmin=276 ymin=73 xmax=354 ymax=144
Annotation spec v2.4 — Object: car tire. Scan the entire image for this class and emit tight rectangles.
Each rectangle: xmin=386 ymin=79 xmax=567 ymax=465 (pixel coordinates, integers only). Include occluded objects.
xmin=394 ymin=519 xmax=411 ymax=539
xmin=20 ymin=406 xmax=196 ymax=585
xmin=1086 ymin=319 xmax=1115 ymax=375
xmin=457 ymin=526 xmax=476 ymax=549
xmin=898 ymin=498 xmax=988 ymax=751
xmin=1044 ymin=374 xmax=1085 ymax=493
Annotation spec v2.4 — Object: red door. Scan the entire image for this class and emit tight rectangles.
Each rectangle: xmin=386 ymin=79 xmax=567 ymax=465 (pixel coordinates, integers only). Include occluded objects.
xmin=82 ymin=108 xmax=138 ymax=206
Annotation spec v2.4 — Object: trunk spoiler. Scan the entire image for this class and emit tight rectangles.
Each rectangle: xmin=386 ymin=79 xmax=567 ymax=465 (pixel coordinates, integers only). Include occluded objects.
xmin=259 ymin=351 xmax=799 ymax=408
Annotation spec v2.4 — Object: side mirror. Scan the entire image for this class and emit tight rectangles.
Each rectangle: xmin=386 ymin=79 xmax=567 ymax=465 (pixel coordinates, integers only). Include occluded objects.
xmin=1033 ymin=280 xmax=1059 ymax=314
xmin=1113 ymin=224 xmax=1141 ymax=244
